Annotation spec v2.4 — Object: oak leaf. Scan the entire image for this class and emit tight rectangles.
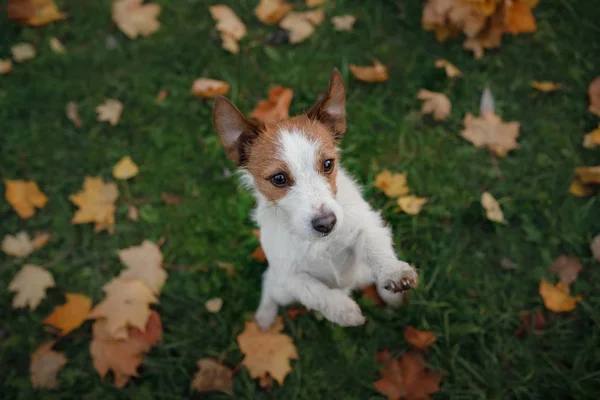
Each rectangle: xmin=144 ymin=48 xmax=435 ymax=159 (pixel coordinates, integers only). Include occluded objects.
xmin=397 ymin=196 xmax=427 ymax=215
xmin=404 ymin=327 xmax=437 ymax=351
xmin=434 ymin=59 xmax=462 ymax=78
xmin=69 ymin=177 xmax=119 ymax=233
xmin=112 ymin=0 xmax=161 ymax=40
xmin=191 ymin=358 xmax=234 ymax=395
xmin=237 ymin=317 xmax=298 ymax=385
xmin=9 ymin=265 xmax=55 ymax=310
xmin=96 ymin=99 xmax=123 ymax=126
xmin=43 ymin=293 xmax=92 ymax=335
xmin=4 ymin=179 xmax=48 ymax=219
xmin=575 ymin=166 xmax=600 ymax=184
xmin=548 ymin=255 xmax=582 ymax=288
xmin=416 ymin=89 xmax=451 ymax=121
xmin=280 ymin=9 xmax=325 ymax=44
xmin=66 ymin=101 xmax=82 ymax=128
xmin=461 ymin=111 xmax=520 ymax=157
xmin=0 ymin=59 xmax=12 ymax=74
xmin=331 ymin=15 xmax=356 ymax=31
xmin=481 ymin=191 xmax=505 ymax=223
xmin=118 ymin=240 xmax=166 ymax=295
xmin=7 ymin=0 xmax=67 ymax=26
xmin=30 ymin=341 xmax=67 ymax=389
xmin=539 ymin=279 xmax=581 ymax=312
xmin=205 ymin=297 xmax=223 ymax=313
xmin=191 ymin=78 xmax=230 ymax=98
xmin=11 ymin=42 xmax=36 ymax=62
xmin=113 ymin=156 xmax=139 ymax=180
xmin=588 ymin=76 xmax=600 ymax=117
xmin=255 ymin=0 xmax=293 ymax=24
xmin=374 ymin=170 xmax=409 ymax=198
xmin=350 ymin=60 xmax=389 ymax=83
xmin=250 ymin=85 xmax=294 ymax=124
xmin=209 ymin=5 xmax=247 ymax=53
xmin=531 ymin=81 xmax=562 ymax=92
xmin=591 ymin=235 xmax=600 ymax=262
xmin=583 ymin=125 xmax=600 ymax=149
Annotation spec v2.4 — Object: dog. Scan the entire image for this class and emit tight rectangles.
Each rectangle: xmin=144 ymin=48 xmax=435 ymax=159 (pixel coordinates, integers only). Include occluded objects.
xmin=213 ymin=69 xmax=418 ymax=330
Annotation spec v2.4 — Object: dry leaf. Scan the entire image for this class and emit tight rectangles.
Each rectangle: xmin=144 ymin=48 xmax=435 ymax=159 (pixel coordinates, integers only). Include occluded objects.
xmin=306 ymin=0 xmax=326 ymax=6
xmin=350 ymin=60 xmax=389 ymax=83
xmin=127 ymin=205 xmax=139 ymax=221
xmin=191 ymin=358 xmax=234 ymax=395
xmin=191 ymin=78 xmax=230 ymax=98
xmin=461 ymin=111 xmax=520 ymax=157
xmin=416 ymin=89 xmax=451 ymax=121
xmin=331 ymin=15 xmax=356 ymax=31
xmin=591 ymin=235 xmax=600 ymax=262
xmin=504 ymin=0 xmax=537 ymax=34
xmin=362 ymin=284 xmax=386 ymax=307
xmin=118 ymin=240 xmax=166 ymax=295
xmin=515 ymin=310 xmax=546 ymax=338
xmin=32 ymin=232 xmax=52 ymax=249
xmin=30 ymin=341 xmax=67 ymax=389
xmin=69 ymin=177 xmax=119 ymax=233
xmin=280 ymin=9 xmax=325 ymax=44
xmin=0 ymin=59 xmax=13 ymax=74
xmin=481 ymin=191 xmax=505 ymax=223
xmin=216 ymin=261 xmax=235 ymax=276
xmin=255 ymin=0 xmax=293 ymax=24
xmin=374 ymin=170 xmax=409 ymax=198
xmin=43 ymin=293 xmax=92 ymax=335
xmin=250 ymin=85 xmax=294 ymax=124
xmin=129 ymin=310 xmax=163 ymax=346
xmin=588 ymin=76 xmax=600 ymax=117
xmin=88 ymin=278 xmax=157 ymax=339
xmin=96 ymin=99 xmax=123 ymax=126
xmin=373 ymin=349 xmax=443 ymax=400
xmin=575 ymin=166 xmax=600 ymax=184
xmin=568 ymin=179 xmax=596 ymax=198
xmin=66 ymin=101 xmax=82 ymax=128
xmin=155 ymin=88 xmax=168 ymax=102
xmin=548 ymin=255 xmax=582 ymax=288
xmin=161 ymin=192 xmax=184 ymax=205
xmin=531 ymin=81 xmax=562 ymax=92
xmin=205 ymin=297 xmax=223 ymax=313
xmin=251 ymin=246 xmax=267 ymax=263
xmin=4 ymin=179 xmax=48 ymax=219
xmin=237 ymin=317 xmax=298 ymax=385
xmin=209 ymin=5 xmax=247 ymax=53
xmin=539 ymin=279 xmax=581 ymax=313
xmin=49 ymin=37 xmax=65 ymax=53
xmin=7 ymin=0 xmax=67 ymax=26
xmin=286 ymin=307 xmax=308 ymax=319
xmin=11 ymin=42 xmax=36 ymax=62
xmin=113 ymin=156 xmax=139 ymax=180
xmin=8 ymin=265 xmax=55 ymax=310
xmin=397 ymin=196 xmax=427 ymax=215
xmin=434 ymin=59 xmax=462 ymax=78
xmin=112 ymin=0 xmax=161 ymax=39
xmin=404 ymin=326 xmax=437 ymax=351
xmin=583 ymin=125 xmax=600 ymax=149
xmin=2 ymin=232 xmax=35 ymax=258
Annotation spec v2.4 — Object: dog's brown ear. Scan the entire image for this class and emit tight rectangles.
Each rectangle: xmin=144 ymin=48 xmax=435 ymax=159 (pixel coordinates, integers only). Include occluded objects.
xmin=213 ymin=96 xmax=263 ymax=165
xmin=306 ymin=68 xmax=347 ymax=140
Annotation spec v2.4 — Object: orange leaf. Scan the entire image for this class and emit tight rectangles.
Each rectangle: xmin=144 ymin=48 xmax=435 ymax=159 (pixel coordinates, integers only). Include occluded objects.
xmin=0 ymin=59 xmax=12 ymax=74
xmin=434 ymin=59 xmax=462 ymax=78
xmin=588 ymin=76 xmax=600 ymax=117
xmin=515 ymin=310 xmax=546 ymax=338
xmin=286 ymin=307 xmax=308 ymax=319
xmin=404 ymin=327 xmax=437 ymax=351
xmin=4 ymin=180 xmax=48 ymax=219
xmin=191 ymin=78 xmax=230 ymax=98
xmin=190 ymin=358 xmax=234 ymax=395
xmin=575 ymin=165 xmax=600 ymax=184
xmin=504 ymin=0 xmax=537 ymax=35
xmin=30 ymin=341 xmax=67 ymax=389
xmin=43 ymin=293 xmax=92 ymax=335
xmin=361 ymin=284 xmax=386 ymax=307
xmin=374 ymin=170 xmax=409 ymax=198
xmin=416 ymin=89 xmax=451 ymax=121
xmin=209 ymin=5 xmax=247 ymax=53
xmin=569 ymin=179 xmax=596 ymax=198
xmin=112 ymin=0 xmax=161 ymax=40
xmin=349 ymin=60 xmax=389 ymax=83
xmin=7 ymin=0 xmax=67 ymax=26
xmin=531 ymin=81 xmax=562 ymax=92
xmin=539 ymin=279 xmax=581 ymax=313
xmin=129 ymin=310 xmax=163 ymax=346
xmin=251 ymin=245 xmax=267 ymax=263
xmin=254 ymin=0 xmax=293 ymax=24
xmin=250 ymin=86 xmax=294 ymax=124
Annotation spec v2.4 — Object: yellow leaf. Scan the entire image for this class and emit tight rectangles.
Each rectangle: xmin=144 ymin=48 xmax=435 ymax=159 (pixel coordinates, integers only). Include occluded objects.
xmin=96 ymin=99 xmax=123 ymax=126
xmin=397 ymin=196 xmax=427 ymax=215
xmin=504 ymin=0 xmax=537 ymax=35
xmin=43 ymin=293 xmax=92 ymax=335
xmin=209 ymin=5 xmax=247 ymax=53
xmin=569 ymin=179 xmax=596 ymax=198
xmin=191 ymin=358 xmax=234 ymax=395
xmin=49 ymin=37 xmax=65 ymax=53
xmin=481 ymin=191 xmax=505 ymax=223
xmin=531 ymin=81 xmax=562 ymax=92
xmin=588 ymin=76 xmax=600 ymax=117
xmin=118 ymin=240 xmax=166 ymax=295
xmin=30 ymin=341 xmax=67 ymax=389
xmin=69 ymin=177 xmax=119 ymax=233
xmin=306 ymin=0 xmax=326 ymax=6
xmin=11 ymin=42 xmax=36 ymax=62
xmin=434 ymin=59 xmax=462 ymax=78
xmin=539 ymin=279 xmax=581 ymax=312
xmin=279 ymin=9 xmax=325 ymax=44
xmin=4 ymin=180 xmax=48 ymax=219
xmin=191 ymin=78 xmax=230 ymax=98
xmin=8 ymin=265 xmax=55 ymax=310
xmin=250 ymin=85 xmax=294 ymax=124
xmin=461 ymin=111 xmax=520 ymax=157
xmin=349 ymin=60 xmax=389 ymax=83
xmin=374 ymin=170 xmax=409 ymax=198
xmin=113 ymin=156 xmax=139 ymax=180
xmin=112 ymin=0 xmax=161 ymax=40
xmin=0 ymin=59 xmax=13 ymax=74
xmin=575 ymin=165 xmax=600 ymax=184
xmin=583 ymin=124 xmax=600 ymax=149
xmin=416 ymin=89 xmax=451 ymax=121
xmin=7 ymin=0 xmax=67 ymax=26
xmin=205 ymin=297 xmax=223 ymax=313
xmin=254 ymin=0 xmax=293 ymax=24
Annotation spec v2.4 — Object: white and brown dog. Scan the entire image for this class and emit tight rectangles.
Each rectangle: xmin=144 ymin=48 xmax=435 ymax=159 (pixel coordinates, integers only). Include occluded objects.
xmin=213 ymin=69 xmax=418 ymax=330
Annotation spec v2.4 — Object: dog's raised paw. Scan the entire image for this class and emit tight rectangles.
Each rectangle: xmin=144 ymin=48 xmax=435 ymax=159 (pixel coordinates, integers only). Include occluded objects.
xmin=325 ymin=295 xmax=366 ymax=327
xmin=379 ymin=261 xmax=418 ymax=293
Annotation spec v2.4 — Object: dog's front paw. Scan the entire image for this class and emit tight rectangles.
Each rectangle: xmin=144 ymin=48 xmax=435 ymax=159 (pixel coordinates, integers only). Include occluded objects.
xmin=378 ymin=261 xmax=418 ymax=293
xmin=323 ymin=293 xmax=366 ymax=327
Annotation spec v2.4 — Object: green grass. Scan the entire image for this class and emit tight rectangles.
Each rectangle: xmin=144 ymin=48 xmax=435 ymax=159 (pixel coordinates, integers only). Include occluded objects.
xmin=2 ymin=0 xmax=600 ymax=398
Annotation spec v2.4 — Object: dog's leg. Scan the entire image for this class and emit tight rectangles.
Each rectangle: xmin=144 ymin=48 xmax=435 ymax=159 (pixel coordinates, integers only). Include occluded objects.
xmin=353 ymin=262 xmax=405 ymax=307
xmin=255 ymin=268 xmax=280 ymax=330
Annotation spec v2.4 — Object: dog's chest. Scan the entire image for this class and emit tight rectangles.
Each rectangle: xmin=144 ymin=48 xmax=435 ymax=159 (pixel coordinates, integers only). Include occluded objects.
xmin=299 ymin=235 xmax=359 ymax=289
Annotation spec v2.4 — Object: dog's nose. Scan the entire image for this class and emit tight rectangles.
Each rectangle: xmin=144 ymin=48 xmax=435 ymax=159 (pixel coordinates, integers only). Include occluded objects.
xmin=311 ymin=212 xmax=337 ymax=235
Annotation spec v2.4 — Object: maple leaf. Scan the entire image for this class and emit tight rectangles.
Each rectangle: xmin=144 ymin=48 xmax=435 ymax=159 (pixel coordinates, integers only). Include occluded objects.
xmin=481 ymin=191 xmax=505 ymax=223
xmin=539 ymin=279 xmax=581 ymax=313
xmin=350 ymin=60 xmax=389 ymax=83
xmin=190 ymin=358 xmax=234 ymax=395
xmin=255 ymin=0 xmax=293 ymax=24
xmin=96 ymin=99 xmax=123 ymax=126
xmin=30 ymin=341 xmax=67 ymax=389
xmin=362 ymin=284 xmax=386 ymax=307
xmin=251 ymin=245 xmax=267 ymax=263
xmin=331 ymin=15 xmax=356 ymax=31
xmin=8 ymin=265 xmax=55 ymax=310
xmin=591 ymin=235 xmax=600 ymax=262
xmin=7 ymin=0 xmax=67 ymax=26
xmin=583 ymin=124 xmax=600 ymax=149
xmin=191 ymin=78 xmax=230 ymax=98
xmin=129 ymin=310 xmax=163 ymax=346
xmin=373 ymin=349 xmax=443 ymax=400
xmin=209 ymin=5 xmax=247 ymax=53
xmin=568 ymin=179 xmax=596 ymax=198
xmin=531 ymin=81 xmax=562 ymax=92
xmin=49 ymin=37 xmax=65 ymax=53
xmin=515 ymin=310 xmax=546 ymax=338
xmin=113 ymin=156 xmax=139 ymax=180
xmin=575 ymin=166 xmax=600 ymax=184
xmin=112 ymin=0 xmax=161 ymax=40
xmin=280 ymin=9 xmax=325 ymax=44
xmin=1 ymin=59 xmax=13 ymax=74
xmin=237 ymin=317 xmax=298 ymax=385
xmin=4 ymin=179 xmax=48 ymax=219
xmin=588 ymin=76 xmax=600 ymax=117
xmin=250 ymin=86 xmax=294 ymax=124
xmin=43 ymin=293 xmax=92 ymax=335
xmin=404 ymin=327 xmax=437 ymax=351
xmin=88 ymin=278 xmax=158 ymax=339
xmin=434 ymin=59 xmax=462 ymax=78
xmin=416 ymin=89 xmax=451 ymax=121
xmin=548 ymin=255 xmax=582 ymax=289
xmin=205 ymin=297 xmax=224 ymax=313
xmin=66 ymin=101 xmax=82 ymax=128
xmin=374 ymin=170 xmax=410 ymax=198
xmin=397 ymin=196 xmax=428 ymax=215
xmin=118 ymin=240 xmax=166 ymax=295
xmin=461 ymin=111 xmax=520 ymax=157
xmin=69 ymin=177 xmax=119 ymax=233
xmin=2 ymin=231 xmax=50 ymax=257
xmin=11 ymin=42 xmax=36 ymax=62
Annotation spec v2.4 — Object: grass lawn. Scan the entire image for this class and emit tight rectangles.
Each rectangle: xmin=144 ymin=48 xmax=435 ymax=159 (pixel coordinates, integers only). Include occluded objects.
xmin=2 ymin=0 xmax=600 ymax=398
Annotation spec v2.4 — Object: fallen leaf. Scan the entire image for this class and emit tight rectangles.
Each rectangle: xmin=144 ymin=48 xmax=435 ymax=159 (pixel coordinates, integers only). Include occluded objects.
xmin=66 ymin=101 xmax=82 ymax=128
xmin=575 ymin=166 xmax=600 ymax=184
xmin=481 ymin=191 xmax=505 ymax=223
xmin=155 ymin=88 xmax=168 ymax=102
xmin=434 ymin=59 xmax=462 ymax=78
xmin=588 ymin=76 xmax=600 ymax=117
xmin=250 ymin=85 xmax=294 ymax=124
xmin=1 ymin=59 xmax=14 ymax=74
xmin=255 ymin=0 xmax=293 ymax=24
xmin=539 ymin=279 xmax=581 ymax=312
xmin=88 ymin=278 xmax=157 ymax=339
xmin=11 ymin=42 xmax=36 ymax=62
xmin=500 ymin=257 xmax=518 ymax=270
xmin=259 ymin=374 xmax=274 ymax=390
xmin=49 ymin=37 xmax=65 ymax=53
xmin=331 ymin=15 xmax=356 ymax=31
xmin=7 ymin=0 xmax=67 ymax=26
xmin=216 ymin=261 xmax=236 ymax=276
xmin=237 ymin=317 xmax=298 ymax=385
xmin=549 ymin=255 xmax=582 ymax=288
xmin=96 ymin=99 xmax=123 ymax=126
xmin=568 ymin=179 xmax=596 ymax=198
xmin=32 ymin=232 xmax=52 ymax=249
xmin=416 ymin=89 xmax=451 ymax=121
xmin=30 ymin=341 xmax=67 ymax=389
xmin=397 ymin=196 xmax=427 ymax=215
xmin=374 ymin=170 xmax=409 ymax=198
xmin=209 ymin=5 xmax=247 ymax=53
xmin=69 ymin=177 xmax=119 ymax=233
xmin=113 ymin=156 xmax=139 ymax=180
xmin=2 ymin=231 xmax=35 ymax=258
xmin=583 ymin=124 xmax=600 ymax=149
xmin=191 ymin=78 xmax=230 ymax=98
xmin=190 ymin=358 xmax=234 ymax=395
xmin=350 ymin=60 xmax=389 ymax=83
xmin=461 ymin=110 xmax=520 ymax=157
xmin=531 ymin=81 xmax=562 ymax=92
xmin=515 ymin=310 xmax=546 ymax=338
xmin=280 ymin=9 xmax=325 ymax=44
xmin=404 ymin=326 xmax=437 ymax=351
xmin=205 ymin=297 xmax=223 ymax=313
xmin=8 ymin=265 xmax=55 ymax=310
xmin=373 ymin=349 xmax=443 ymax=400
xmin=251 ymin=246 xmax=267 ymax=263
xmin=504 ymin=0 xmax=537 ymax=34
xmin=112 ymin=0 xmax=161 ymax=40
xmin=127 ymin=205 xmax=139 ymax=221
xmin=43 ymin=293 xmax=92 ymax=335
xmin=4 ymin=179 xmax=48 ymax=219
xmin=129 ymin=310 xmax=163 ymax=346
xmin=591 ymin=235 xmax=600 ymax=262
xmin=362 ymin=284 xmax=386 ymax=307
xmin=118 ymin=240 xmax=166 ymax=295
xmin=306 ymin=0 xmax=326 ymax=6
xmin=286 ymin=307 xmax=308 ymax=319
xmin=161 ymin=192 xmax=184 ymax=205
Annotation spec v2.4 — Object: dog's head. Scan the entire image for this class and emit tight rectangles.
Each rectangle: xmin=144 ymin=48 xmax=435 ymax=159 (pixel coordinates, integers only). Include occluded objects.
xmin=213 ymin=69 xmax=347 ymax=238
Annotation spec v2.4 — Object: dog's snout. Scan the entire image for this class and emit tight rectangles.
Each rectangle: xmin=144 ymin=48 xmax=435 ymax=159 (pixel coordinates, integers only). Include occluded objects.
xmin=311 ymin=212 xmax=337 ymax=235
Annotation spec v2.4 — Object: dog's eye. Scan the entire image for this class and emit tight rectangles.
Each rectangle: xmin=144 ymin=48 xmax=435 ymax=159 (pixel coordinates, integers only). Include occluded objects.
xmin=323 ymin=159 xmax=335 ymax=173
xmin=270 ymin=173 xmax=288 ymax=187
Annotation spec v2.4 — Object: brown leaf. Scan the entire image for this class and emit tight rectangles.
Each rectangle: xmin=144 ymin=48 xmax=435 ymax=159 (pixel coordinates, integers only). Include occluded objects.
xmin=191 ymin=358 xmax=234 ymax=394
xmin=155 ymin=88 xmax=168 ymax=102
xmin=4 ymin=179 xmax=48 ymax=219
xmin=286 ymin=307 xmax=308 ymax=319
xmin=96 ymin=99 xmax=123 ymax=126
xmin=161 ymin=192 xmax=184 ymax=205
xmin=548 ymin=255 xmax=582 ymax=288
xmin=43 ymin=293 xmax=92 ymax=335
xmin=361 ymin=284 xmax=386 ymax=307
xmin=127 ymin=205 xmax=139 ymax=221
xmin=251 ymin=246 xmax=267 ymax=263
xmin=306 ymin=0 xmax=327 ymax=6
xmin=112 ymin=0 xmax=161 ymax=40
xmin=331 ymin=15 xmax=356 ymax=31
xmin=118 ymin=240 xmax=167 ymax=295
xmin=583 ymin=124 xmax=600 ymax=149
xmin=531 ymin=81 xmax=562 ymax=92
xmin=250 ymin=85 xmax=294 ymax=124
xmin=216 ymin=261 xmax=236 ymax=276
xmin=7 ymin=0 xmax=67 ymax=26
xmin=32 ymin=231 xmax=52 ymax=249
xmin=461 ymin=111 xmax=520 ymax=157
xmin=350 ymin=60 xmax=389 ymax=83
xmin=575 ymin=166 xmax=600 ymax=184
xmin=416 ymin=89 xmax=451 ymax=121
xmin=504 ymin=0 xmax=537 ymax=34
xmin=69 ymin=177 xmax=119 ymax=233
xmin=66 ymin=101 xmax=82 ymax=128
xmin=205 ymin=297 xmax=224 ymax=313
xmin=9 ymin=265 xmax=55 ymax=310
xmin=374 ymin=170 xmax=409 ymax=198
xmin=515 ymin=310 xmax=546 ymax=338
xmin=255 ymin=0 xmax=293 ymax=24
xmin=191 ymin=78 xmax=230 ymax=98
xmin=588 ymin=76 xmax=600 ymax=117
xmin=129 ymin=310 xmax=163 ymax=346
xmin=280 ymin=9 xmax=325 ymax=43
xmin=481 ymin=191 xmax=505 ymax=223
xmin=434 ymin=59 xmax=462 ymax=78
xmin=539 ymin=279 xmax=581 ymax=313
xmin=591 ymin=235 xmax=600 ymax=263
xmin=404 ymin=327 xmax=437 ymax=351
xmin=209 ymin=5 xmax=247 ymax=53
xmin=30 ymin=341 xmax=67 ymax=389
xmin=0 ymin=59 xmax=13 ymax=74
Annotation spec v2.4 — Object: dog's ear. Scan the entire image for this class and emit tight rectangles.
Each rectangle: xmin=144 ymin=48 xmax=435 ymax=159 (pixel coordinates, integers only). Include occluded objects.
xmin=213 ymin=96 xmax=263 ymax=165
xmin=306 ymin=68 xmax=347 ymax=140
